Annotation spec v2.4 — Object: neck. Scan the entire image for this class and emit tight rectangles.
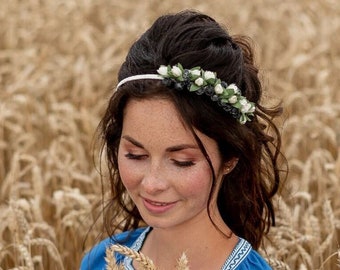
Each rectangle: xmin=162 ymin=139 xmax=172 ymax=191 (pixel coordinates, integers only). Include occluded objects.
xmin=139 ymin=213 xmax=238 ymax=270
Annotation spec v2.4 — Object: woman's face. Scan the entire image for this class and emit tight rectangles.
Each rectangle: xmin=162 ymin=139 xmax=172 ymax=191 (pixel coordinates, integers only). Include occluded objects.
xmin=118 ymin=98 xmax=229 ymax=230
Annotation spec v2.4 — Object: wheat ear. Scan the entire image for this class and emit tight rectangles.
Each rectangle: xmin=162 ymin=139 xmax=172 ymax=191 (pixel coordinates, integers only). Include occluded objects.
xmin=105 ymin=246 xmax=123 ymax=270
xmin=266 ymin=258 xmax=291 ymax=270
xmin=176 ymin=252 xmax=189 ymax=270
xmin=107 ymin=244 xmax=156 ymax=270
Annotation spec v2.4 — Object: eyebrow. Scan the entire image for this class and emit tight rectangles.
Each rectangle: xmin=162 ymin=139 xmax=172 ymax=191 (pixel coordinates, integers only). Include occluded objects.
xmin=122 ymin=135 xmax=145 ymax=149
xmin=121 ymin=135 xmax=199 ymax=152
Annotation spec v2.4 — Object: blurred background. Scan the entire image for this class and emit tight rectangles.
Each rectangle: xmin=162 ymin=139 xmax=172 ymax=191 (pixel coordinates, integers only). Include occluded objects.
xmin=0 ymin=0 xmax=339 ymax=269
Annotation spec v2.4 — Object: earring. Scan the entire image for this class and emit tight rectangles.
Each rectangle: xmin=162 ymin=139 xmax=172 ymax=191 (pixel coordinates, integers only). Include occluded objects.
xmin=224 ymin=166 xmax=231 ymax=174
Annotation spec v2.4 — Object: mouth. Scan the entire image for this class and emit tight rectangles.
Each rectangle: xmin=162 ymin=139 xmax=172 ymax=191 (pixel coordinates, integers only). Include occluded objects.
xmin=144 ymin=198 xmax=173 ymax=206
xmin=141 ymin=197 xmax=177 ymax=214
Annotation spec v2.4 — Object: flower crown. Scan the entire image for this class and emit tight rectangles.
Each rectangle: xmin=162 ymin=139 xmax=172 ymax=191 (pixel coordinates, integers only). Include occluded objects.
xmin=116 ymin=63 xmax=255 ymax=124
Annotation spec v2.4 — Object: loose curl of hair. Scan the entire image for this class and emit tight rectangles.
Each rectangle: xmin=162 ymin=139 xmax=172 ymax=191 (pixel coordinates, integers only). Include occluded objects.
xmin=98 ymin=10 xmax=286 ymax=250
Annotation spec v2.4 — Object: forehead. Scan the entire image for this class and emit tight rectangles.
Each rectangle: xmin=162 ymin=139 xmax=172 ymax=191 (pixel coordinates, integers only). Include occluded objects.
xmin=122 ymin=98 xmax=188 ymax=136
xmin=121 ymin=98 xmax=219 ymax=155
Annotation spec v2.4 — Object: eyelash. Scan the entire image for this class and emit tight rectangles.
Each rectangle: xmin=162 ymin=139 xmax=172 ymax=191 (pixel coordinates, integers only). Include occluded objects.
xmin=124 ymin=153 xmax=195 ymax=167
xmin=124 ymin=153 xmax=147 ymax=160
xmin=171 ymin=160 xmax=195 ymax=167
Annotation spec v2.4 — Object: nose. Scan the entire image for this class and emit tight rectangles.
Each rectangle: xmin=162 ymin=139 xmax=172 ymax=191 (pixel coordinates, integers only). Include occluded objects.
xmin=141 ymin=162 xmax=169 ymax=195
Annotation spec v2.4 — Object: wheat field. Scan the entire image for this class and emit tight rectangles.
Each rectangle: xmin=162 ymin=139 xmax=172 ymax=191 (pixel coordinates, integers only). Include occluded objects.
xmin=0 ymin=0 xmax=339 ymax=269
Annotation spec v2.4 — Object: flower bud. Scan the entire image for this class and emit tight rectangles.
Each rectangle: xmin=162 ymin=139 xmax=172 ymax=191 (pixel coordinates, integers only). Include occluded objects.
xmin=228 ymin=95 xmax=238 ymax=104
xmin=214 ymin=84 xmax=224 ymax=94
xmin=157 ymin=65 xmax=168 ymax=76
xmin=171 ymin=66 xmax=182 ymax=77
xmin=195 ymin=77 xmax=204 ymax=86
xmin=190 ymin=69 xmax=201 ymax=76
xmin=248 ymin=104 xmax=255 ymax=113
xmin=204 ymin=71 xmax=215 ymax=80
xmin=228 ymin=83 xmax=240 ymax=94
xmin=241 ymin=103 xmax=252 ymax=113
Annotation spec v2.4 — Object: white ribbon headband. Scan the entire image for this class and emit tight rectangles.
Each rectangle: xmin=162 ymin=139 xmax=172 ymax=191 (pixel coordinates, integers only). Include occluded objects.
xmin=116 ymin=74 xmax=162 ymax=89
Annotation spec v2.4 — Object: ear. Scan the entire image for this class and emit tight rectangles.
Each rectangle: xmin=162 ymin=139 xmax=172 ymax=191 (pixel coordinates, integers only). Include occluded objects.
xmin=222 ymin=157 xmax=239 ymax=175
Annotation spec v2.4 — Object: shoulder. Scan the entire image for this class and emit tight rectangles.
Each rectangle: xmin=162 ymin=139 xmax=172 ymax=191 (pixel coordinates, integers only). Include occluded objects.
xmin=236 ymin=250 xmax=272 ymax=270
xmin=223 ymin=238 xmax=272 ymax=270
xmin=80 ymin=227 xmax=148 ymax=270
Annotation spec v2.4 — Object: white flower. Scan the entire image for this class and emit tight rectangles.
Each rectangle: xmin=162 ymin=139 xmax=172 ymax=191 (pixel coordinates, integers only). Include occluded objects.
xmin=190 ymin=69 xmax=201 ymax=76
xmin=204 ymin=71 xmax=215 ymax=80
xmin=214 ymin=84 xmax=224 ymax=94
xmin=239 ymin=98 xmax=248 ymax=106
xmin=228 ymin=95 xmax=238 ymax=104
xmin=228 ymin=83 xmax=240 ymax=94
xmin=157 ymin=65 xmax=168 ymax=76
xmin=195 ymin=77 xmax=204 ymax=86
xmin=248 ymin=104 xmax=255 ymax=113
xmin=241 ymin=102 xmax=252 ymax=113
xmin=171 ymin=66 xmax=182 ymax=77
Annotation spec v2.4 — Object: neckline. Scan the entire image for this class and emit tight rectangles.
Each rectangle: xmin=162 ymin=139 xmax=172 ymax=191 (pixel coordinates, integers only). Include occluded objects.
xmin=122 ymin=227 xmax=252 ymax=270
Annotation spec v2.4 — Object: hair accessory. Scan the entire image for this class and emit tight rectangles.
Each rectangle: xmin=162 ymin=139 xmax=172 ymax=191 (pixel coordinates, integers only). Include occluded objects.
xmin=116 ymin=63 xmax=255 ymax=124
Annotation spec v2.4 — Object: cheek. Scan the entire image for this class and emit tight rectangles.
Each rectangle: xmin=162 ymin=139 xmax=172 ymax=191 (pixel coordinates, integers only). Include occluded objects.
xmin=179 ymin=167 xmax=213 ymax=199
xmin=117 ymin=156 xmax=140 ymax=190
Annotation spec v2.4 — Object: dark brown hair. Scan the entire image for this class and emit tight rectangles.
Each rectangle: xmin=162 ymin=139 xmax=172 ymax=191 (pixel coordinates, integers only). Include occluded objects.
xmin=99 ymin=10 xmax=286 ymax=249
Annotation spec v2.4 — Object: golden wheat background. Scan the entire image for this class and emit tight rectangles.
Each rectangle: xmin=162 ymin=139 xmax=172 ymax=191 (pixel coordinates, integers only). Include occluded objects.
xmin=0 ymin=0 xmax=339 ymax=269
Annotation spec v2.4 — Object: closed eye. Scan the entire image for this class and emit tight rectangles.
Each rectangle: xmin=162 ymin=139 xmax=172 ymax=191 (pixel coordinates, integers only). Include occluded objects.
xmin=125 ymin=153 xmax=148 ymax=160
xmin=171 ymin=159 xmax=195 ymax=167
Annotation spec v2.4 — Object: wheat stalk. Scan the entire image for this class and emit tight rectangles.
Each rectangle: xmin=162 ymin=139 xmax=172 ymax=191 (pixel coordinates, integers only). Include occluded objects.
xmin=313 ymin=200 xmax=335 ymax=261
xmin=317 ymin=249 xmax=340 ymax=270
xmin=7 ymin=267 xmax=32 ymax=270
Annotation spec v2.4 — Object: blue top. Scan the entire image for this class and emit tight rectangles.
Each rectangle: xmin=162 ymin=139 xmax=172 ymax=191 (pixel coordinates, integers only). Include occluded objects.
xmin=80 ymin=227 xmax=272 ymax=270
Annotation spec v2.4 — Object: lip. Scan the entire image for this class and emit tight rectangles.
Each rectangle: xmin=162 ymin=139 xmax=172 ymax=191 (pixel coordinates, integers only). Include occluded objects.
xmin=142 ymin=197 xmax=177 ymax=214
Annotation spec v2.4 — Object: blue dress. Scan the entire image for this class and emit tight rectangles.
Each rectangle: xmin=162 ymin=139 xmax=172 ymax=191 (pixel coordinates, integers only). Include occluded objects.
xmin=80 ymin=227 xmax=272 ymax=270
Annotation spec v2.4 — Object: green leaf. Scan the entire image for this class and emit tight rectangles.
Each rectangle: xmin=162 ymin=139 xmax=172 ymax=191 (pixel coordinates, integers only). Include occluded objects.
xmin=190 ymin=74 xmax=200 ymax=80
xmin=205 ymin=78 xmax=216 ymax=85
xmin=189 ymin=84 xmax=200 ymax=92
xmin=233 ymin=102 xmax=241 ymax=109
xmin=214 ymin=79 xmax=221 ymax=86
xmin=221 ymin=91 xmax=231 ymax=99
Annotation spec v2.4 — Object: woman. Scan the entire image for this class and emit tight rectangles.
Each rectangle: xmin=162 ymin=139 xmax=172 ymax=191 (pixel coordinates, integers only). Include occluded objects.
xmin=81 ymin=10 xmax=285 ymax=269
